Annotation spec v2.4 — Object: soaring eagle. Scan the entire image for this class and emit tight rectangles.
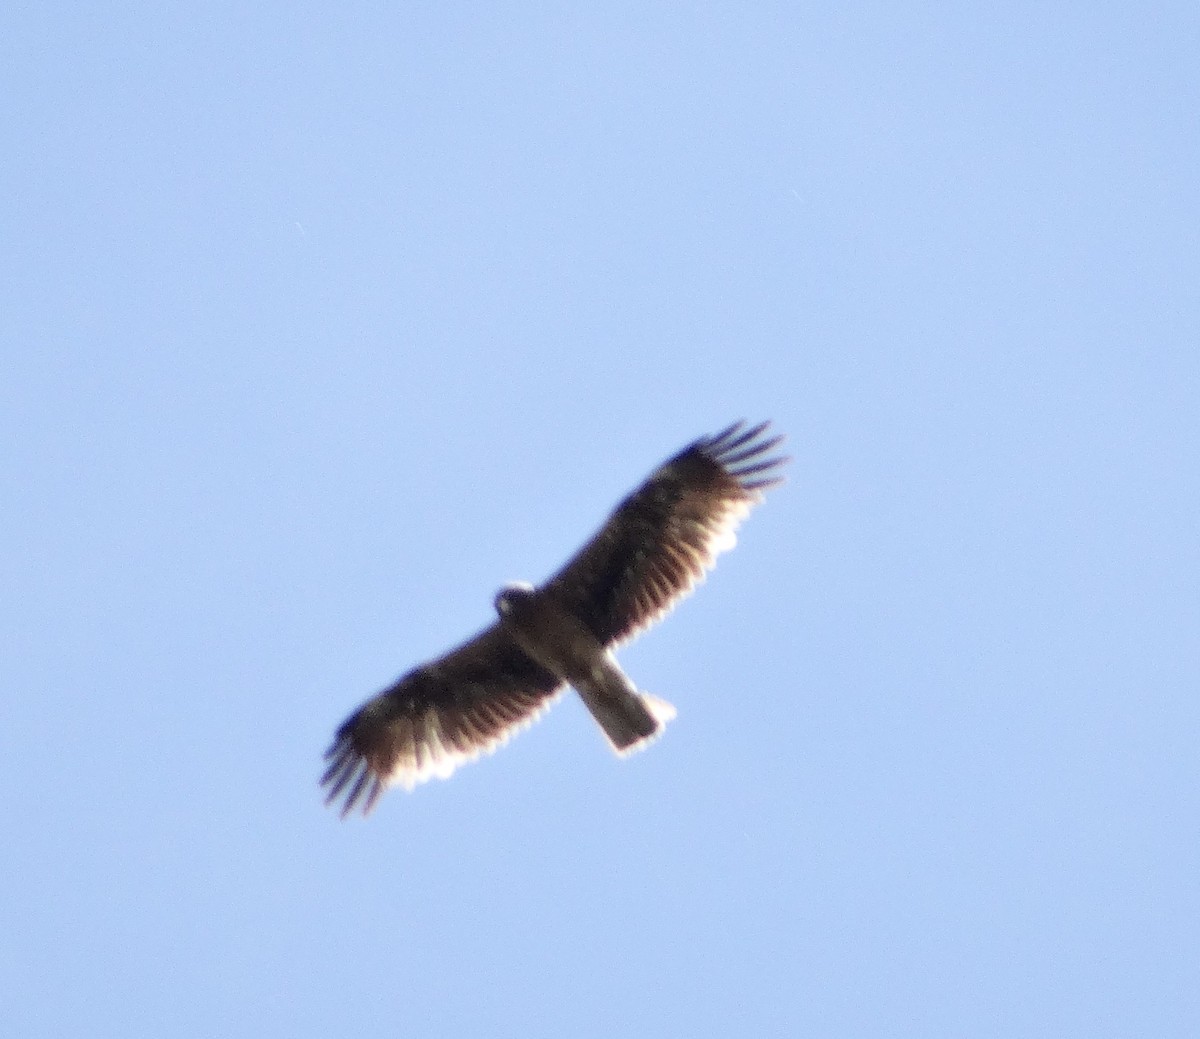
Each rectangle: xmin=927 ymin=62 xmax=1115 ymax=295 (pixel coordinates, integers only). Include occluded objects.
xmin=322 ymin=421 xmax=786 ymax=815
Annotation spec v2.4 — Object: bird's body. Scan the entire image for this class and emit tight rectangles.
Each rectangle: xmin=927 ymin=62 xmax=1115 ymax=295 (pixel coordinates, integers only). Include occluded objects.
xmin=322 ymin=421 xmax=786 ymax=816
xmin=494 ymin=582 xmax=605 ymax=691
xmin=496 ymin=581 xmax=676 ymax=753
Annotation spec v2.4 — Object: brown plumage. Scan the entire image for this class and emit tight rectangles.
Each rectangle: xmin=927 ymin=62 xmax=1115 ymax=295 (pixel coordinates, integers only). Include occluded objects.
xmin=321 ymin=421 xmax=786 ymax=816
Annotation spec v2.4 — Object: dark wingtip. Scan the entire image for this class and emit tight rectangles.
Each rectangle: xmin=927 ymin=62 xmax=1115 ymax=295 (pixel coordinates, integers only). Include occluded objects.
xmin=702 ymin=420 xmax=788 ymax=489
xmin=320 ymin=733 xmax=380 ymax=819
xmin=705 ymin=419 xmax=746 ymax=446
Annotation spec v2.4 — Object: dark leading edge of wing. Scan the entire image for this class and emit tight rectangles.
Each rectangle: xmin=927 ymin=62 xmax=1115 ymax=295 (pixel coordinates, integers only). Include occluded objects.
xmin=321 ymin=626 xmax=564 ymax=816
xmin=545 ymin=420 xmax=788 ymax=648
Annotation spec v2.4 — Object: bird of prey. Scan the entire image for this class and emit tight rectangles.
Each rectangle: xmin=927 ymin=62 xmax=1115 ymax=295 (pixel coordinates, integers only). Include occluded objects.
xmin=321 ymin=420 xmax=786 ymax=815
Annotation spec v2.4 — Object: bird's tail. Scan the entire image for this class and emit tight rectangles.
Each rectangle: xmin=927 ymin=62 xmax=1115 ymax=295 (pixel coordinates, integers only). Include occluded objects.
xmin=576 ymin=665 xmax=677 ymax=756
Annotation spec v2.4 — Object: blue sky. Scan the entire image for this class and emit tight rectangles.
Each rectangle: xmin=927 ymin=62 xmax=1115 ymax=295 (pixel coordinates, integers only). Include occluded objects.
xmin=3 ymin=4 xmax=1197 ymax=1036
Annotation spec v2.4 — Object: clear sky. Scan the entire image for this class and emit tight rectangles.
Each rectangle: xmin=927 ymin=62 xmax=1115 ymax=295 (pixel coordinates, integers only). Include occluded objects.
xmin=3 ymin=5 xmax=1197 ymax=1037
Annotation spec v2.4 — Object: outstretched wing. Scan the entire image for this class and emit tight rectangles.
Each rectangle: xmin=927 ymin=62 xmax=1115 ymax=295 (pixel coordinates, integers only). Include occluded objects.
xmin=321 ymin=625 xmax=563 ymax=816
xmin=543 ymin=421 xmax=787 ymax=648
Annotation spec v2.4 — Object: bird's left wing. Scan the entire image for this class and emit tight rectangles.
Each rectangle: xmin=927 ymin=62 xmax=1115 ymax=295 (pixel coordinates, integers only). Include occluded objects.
xmin=543 ymin=421 xmax=786 ymax=648
xmin=321 ymin=624 xmax=564 ymax=816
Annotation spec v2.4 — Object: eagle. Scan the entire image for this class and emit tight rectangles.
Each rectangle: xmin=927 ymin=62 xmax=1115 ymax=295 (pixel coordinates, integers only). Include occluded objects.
xmin=321 ymin=420 xmax=786 ymax=816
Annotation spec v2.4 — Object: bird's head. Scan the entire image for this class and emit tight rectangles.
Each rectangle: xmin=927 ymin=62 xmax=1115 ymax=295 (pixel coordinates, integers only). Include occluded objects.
xmin=494 ymin=581 xmax=536 ymax=618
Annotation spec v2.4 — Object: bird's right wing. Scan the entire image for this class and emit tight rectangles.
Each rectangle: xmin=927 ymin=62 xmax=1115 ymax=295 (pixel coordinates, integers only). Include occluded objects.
xmin=321 ymin=624 xmax=564 ymax=816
